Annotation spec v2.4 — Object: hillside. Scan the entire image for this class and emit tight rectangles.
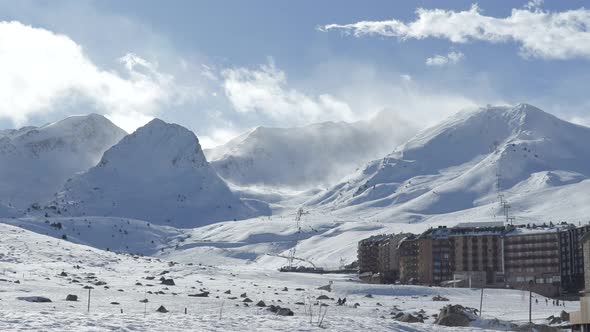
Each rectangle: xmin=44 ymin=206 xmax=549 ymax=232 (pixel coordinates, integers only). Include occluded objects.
xmin=206 ymin=110 xmax=415 ymax=188
xmin=49 ymin=118 xmax=270 ymax=228
xmin=0 ymin=222 xmax=573 ymax=331
xmin=307 ymin=104 xmax=590 ymax=222
xmin=0 ymin=114 xmax=126 ymax=210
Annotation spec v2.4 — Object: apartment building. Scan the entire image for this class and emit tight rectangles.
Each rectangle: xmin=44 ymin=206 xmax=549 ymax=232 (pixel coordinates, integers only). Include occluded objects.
xmin=358 ymin=222 xmax=590 ymax=297
xmin=503 ymin=227 xmax=561 ymax=297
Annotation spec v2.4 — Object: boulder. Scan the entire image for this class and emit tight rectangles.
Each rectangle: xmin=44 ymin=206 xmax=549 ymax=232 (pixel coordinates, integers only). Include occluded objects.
xmin=17 ymin=296 xmax=52 ymax=303
xmin=156 ymin=305 xmax=168 ymax=313
xmin=188 ymin=292 xmax=209 ymax=297
xmin=432 ymin=295 xmax=449 ymax=301
xmin=161 ymin=278 xmax=175 ymax=286
xmin=65 ymin=294 xmax=78 ymax=301
xmin=278 ymin=307 xmax=294 ymax=316
xmin=243 ymin=297 xmax=253 ymax=303
xmin=256 ymin=300 xmax=266 ymax=307
xmin=268 ymin=305 xmax=294 ymax=316
xmin=395 ymin=313 xmax=424 ymax=323
xmin=317 ymin=295 xmax=330 ymax=300
xmin=435 ymin=304 xmax=477 ymax=327
xmin=560 ymin=310 xmax=570 ymax=322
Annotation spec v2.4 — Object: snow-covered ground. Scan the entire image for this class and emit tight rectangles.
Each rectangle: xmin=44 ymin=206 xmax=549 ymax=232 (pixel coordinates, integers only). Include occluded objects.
xmin=0 ymin=223 xmax=574 ymax=331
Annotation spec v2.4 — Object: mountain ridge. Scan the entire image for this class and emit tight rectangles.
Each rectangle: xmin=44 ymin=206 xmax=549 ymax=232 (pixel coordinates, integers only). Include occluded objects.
xmin=50 ymin=118 xmax=270 ymax=227
xmin=206 ymin=109 xmax=416 ymax=188
xmin=307 ymin=103 xmax=590 ymax=221
xmin=0 ymin=113 xmax=126 ymax=209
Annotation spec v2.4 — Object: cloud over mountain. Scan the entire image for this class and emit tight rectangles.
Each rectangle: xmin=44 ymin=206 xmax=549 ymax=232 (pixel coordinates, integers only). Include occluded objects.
xmin=321 ymin=5 xmax=590 ymax=60
xmin=0 ymin=21 xmax=191 ymax=132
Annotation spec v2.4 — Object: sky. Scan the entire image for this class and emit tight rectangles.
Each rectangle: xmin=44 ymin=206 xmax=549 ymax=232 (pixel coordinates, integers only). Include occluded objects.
xmin=0 ymin=0 xmax=589 ymax=148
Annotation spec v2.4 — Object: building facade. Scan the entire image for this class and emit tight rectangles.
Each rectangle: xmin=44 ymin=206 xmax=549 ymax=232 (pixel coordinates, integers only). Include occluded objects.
xmin=451 ymin=222 xmax=506 ymax=287
xmin=559 ymin=224 xmax=590 ymax=293
xmin=499 ymin=228 xmax=561 ymax=297
xmin=358 ymin=222 xmax=590 ymax=297
xmin=568 ymin=233 xmax=590 ymax=330
xmin=358 ymin=233 xmax=409 ymax=283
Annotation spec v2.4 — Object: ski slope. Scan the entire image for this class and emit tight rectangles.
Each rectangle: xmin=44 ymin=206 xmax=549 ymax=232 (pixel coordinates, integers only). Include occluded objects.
xmin=0 ymin=223 xmax=574 ymax=331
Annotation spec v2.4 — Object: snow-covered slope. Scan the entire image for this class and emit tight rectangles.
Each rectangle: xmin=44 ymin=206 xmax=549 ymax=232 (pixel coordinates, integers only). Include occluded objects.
xmin=308 ymin=104 xmax=590 ymax=221
xmin=205 ymin=110 xmax=415 ymax=188
xmin=0 ymin=114 xmax=126 ymax=210
xmin=0 ymin=216 xmax=184 ymax=255
xmin=50 ymin=119 xmax=270 ymax=228
xmin=0 ymin=223 xmax=574 ymax=331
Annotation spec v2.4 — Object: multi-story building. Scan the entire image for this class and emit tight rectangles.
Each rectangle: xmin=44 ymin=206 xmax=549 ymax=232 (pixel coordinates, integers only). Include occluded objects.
xmin=430 ymin=227 xmax=454 ymax=284
xmin=358 ymin=233 xmax=409 ymax=283
xmin=503 ymin=227 xmax=561 ymax=297
xmin=568 ymin=233 xmax=590 ymax=330
xmin=451 ymin=222 xmax=506 ymax=287
xmin=398 ymin=235 xmax=419 ymax=283
xmin=359 ymin=222 xmax=590 ymax=296
xmin=358 ymin=234 xmax=388 ymax=282
xmin=559 ymin=224 xmax=590 ymax=293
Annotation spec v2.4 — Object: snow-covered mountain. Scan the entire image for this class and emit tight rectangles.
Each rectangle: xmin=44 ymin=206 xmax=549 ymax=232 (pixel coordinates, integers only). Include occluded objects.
xmin=205 ymin=110 xmax=416 ymax=188
xmin=50 ymin=118 xmax=270 ymax=228
xmin=308 ymin=104 xmax=590 ymax=222
xmin=0 ymin=114 xmax=126 ymax=210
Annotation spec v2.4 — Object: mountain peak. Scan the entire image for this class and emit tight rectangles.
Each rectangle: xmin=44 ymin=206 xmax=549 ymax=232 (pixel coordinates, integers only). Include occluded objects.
xmin=312 ymin=102 xmax=590 ymax=219
xmin=0 ymin=114 xmax=127 ymax=209
xmin=100 ymin=119 xmax=206 ymax=171
xmin=53 ymin=120 xmax=268 ymax=227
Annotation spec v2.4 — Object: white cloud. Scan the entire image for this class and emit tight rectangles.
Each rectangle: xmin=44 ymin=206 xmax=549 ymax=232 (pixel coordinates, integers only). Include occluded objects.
xmin=426 ymin=51 xmax=465 ymax=66
xmin=222 ymin=58 xmax=356 ymax=125
xmin=0 ymin=21 xmax=192 ymax=132
xmin=524 ymin=0 xmax=543 ymax=10
xmin=199 ymin=128 xmax=242 ymax=150
xmin=321 ymin=5 xmax=590 ymax=60
xmin=400 ymin=74 xmax=412 ymax=81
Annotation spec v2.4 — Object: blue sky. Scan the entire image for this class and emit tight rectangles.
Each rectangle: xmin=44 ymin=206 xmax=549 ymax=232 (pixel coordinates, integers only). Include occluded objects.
xmin=0 ymin=0 xmax=589 ymax=147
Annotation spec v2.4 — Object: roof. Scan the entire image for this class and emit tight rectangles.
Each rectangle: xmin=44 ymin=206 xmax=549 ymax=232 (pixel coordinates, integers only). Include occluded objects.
xmin=454 ymin=221 xmax=504 ymax=228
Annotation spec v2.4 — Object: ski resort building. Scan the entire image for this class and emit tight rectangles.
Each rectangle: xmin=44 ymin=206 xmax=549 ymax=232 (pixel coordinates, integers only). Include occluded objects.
xmin=451 ymin=222 xmax=506 ymax=288
xmin=359 ymin=222 xmax=590 ymax=297
xmin=559 ymin=225 xmax=590 ymax=294
xmin=569 ymin=233 xmax=590 ymax=330
xmin=503 ymin=227 xmax=562 ymax=297
xmin=358 ymin=233 xmax=409 ymax=283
